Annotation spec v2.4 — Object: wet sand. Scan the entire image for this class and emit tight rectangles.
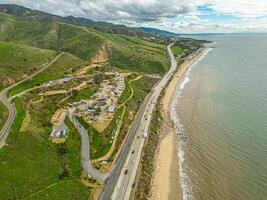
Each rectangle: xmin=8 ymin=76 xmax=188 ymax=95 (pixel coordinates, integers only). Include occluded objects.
xmin=151 ymin=49 xmax=207 ymax=200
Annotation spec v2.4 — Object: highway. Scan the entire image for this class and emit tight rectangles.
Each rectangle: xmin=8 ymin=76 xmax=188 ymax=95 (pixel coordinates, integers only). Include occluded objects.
xmin=68 ymin=112 xmax=108 ymax=181
xmin=0 ymin=53 xmax=63 ymax=148
xmin=100 ymin=44 xmax=178 ymax=200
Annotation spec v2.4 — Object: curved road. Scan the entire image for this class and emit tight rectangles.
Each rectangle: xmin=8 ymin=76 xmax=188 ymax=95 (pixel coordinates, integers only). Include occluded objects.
xmin=100 ymin=44 xmax=177 ymax=200
xmin=68 ymin=113 xmax=108 ymax=181
xmin=0 ymin=53 xmax=63 ymax=148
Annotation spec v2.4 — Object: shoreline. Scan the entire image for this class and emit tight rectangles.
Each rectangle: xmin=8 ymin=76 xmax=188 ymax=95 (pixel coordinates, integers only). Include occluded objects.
xmin=150 ymin=48 xmax=209 ymax=200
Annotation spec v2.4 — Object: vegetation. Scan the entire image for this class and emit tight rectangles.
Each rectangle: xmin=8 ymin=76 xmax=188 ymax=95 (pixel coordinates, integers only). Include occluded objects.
xmin=0 ymin=41 xmax=56 ymax=89
xmin=75 ymin=75 xmax=158 ymax=161
xmin=171 ymin=44 xmax=183 ymax=57
xmin=8 ymin=53 xmax=87 ymax=97
xmin=0 ymin=102 xmax=8 ymax=130
xmin=62 ymin=85 xmax=99 ymax=106
xmin=0 ymin=13 xmax=104 ymax=61
xmin=110 ymin=75 xmax=158 ymax=160
xmin=0 ymin=4 xmax=152 ymax=38
xmin=0 ymin=92 xmax=90 ymax=199
xmin=0 ymin=4 xmax=200 ymax=199
xmin=77 ymin=106 xmax=124 ymax=160
xmin=109 ymin=35 xmax=169 ymax=74
xmin=134 ymin=103 xmax=162 ymax=200
xmin=25 ymin=180 xmax=90 ymax=200
xmin=0 ymin=9 xmax=169 ymax=75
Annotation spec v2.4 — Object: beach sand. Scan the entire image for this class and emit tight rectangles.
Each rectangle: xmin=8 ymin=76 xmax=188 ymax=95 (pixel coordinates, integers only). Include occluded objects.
xmin=150 ymin=49 xmax=207 ymax=200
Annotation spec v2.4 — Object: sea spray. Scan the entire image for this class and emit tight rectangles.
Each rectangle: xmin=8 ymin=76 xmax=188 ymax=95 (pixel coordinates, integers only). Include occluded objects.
xmin=170 ymin=47 xmax=212 ymax=200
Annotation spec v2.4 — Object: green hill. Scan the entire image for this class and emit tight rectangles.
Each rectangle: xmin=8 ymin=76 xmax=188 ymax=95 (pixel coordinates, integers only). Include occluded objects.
xmin=0 ymin=4 xmax=174 ymax=199
xmin=109 ymin=35 xmax=169 ymax=73
xmin=0 ymin=4 xmax=151 ymax=38
xmin=0 ymin=41 xmax=56 ymax=89
xmin=0 ymin=7 xmax=169 ymax=74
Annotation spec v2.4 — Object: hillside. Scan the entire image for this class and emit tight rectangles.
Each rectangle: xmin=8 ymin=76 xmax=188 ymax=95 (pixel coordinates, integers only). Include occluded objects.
xmin=0 ymin=9 xmax=169 ymax=74
xmin=0 ymin=41 xmax=56 ymax=89
xmin=0 ymin=4 xmax=184 ymax=200
xmin=138 ymin=27 xmax=180 ymax=37
xmin=0 ymin=4 xmax=150 ymax=38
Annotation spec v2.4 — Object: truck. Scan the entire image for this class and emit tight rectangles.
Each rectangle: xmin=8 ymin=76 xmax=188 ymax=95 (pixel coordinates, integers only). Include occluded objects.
xmin=141 ymin=128 xmax=147 ymax=138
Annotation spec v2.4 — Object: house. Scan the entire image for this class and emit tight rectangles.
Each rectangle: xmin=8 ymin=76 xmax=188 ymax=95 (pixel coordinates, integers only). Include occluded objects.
xmin=50 ymin=128 xmax=68 ymax=138
xmin=108 ymin=105 xmax=116 ymax=113
xmin=99 ymin=96 xmax=108 ymax=101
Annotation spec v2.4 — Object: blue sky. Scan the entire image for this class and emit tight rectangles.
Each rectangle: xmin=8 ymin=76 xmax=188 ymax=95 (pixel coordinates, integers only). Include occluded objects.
xmin=2 ymin=0 xmax=267 ymax=33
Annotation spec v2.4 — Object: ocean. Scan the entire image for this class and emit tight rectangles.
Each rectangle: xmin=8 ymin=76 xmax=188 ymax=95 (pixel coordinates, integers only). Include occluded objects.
xmin=173 ymin=34 xmax=267 ymax=200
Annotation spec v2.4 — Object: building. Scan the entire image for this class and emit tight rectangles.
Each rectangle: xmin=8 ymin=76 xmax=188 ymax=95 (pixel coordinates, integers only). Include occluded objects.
xmin=108 ymin=104 xmax=116 ymax=113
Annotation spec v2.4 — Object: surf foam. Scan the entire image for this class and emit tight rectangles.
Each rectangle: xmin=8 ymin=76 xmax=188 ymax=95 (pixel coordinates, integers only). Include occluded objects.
xmin=170 ymin=47 xmax=212 ymax=200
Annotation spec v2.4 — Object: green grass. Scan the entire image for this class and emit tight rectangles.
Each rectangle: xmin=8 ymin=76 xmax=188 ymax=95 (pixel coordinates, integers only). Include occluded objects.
xmin=109 ymin=35 xmax=169 ymax=74
xmin=25 ymin=180 xmax=90 ymax=200
xmin=171 ymin=44 xmax=183 ymax=57
xmin=109 ymin=75 xmax=158 ymax=160
xmin=62 ymin=85 xmax=99 ymax=106
xmin=0 ymin=13 xmax=169 ymax=75
xmin=0 ymin=41 xmax=56 ymax=89
xmin=8 ymin=53 xmax=87 ymax=97
xmin=0 ymin=101 xmax=8 ymax=131
xmin=0 ymin=14 xmax=104 ymax=61
xmin=77 ymin=106 xmax=124 ymax=160
xmin=0 ymin=92 xmax=90 ymax=199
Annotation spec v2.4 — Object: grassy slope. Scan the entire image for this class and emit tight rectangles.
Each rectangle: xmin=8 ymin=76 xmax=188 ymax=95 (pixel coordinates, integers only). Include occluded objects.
xmin=0 ymin=102 xmax=8 ymax=132
xmin=77 ymin=106 xmax=124 ymax=160
xmin=8 ymin=53 xmax=87 ymax=96
xmin=27 ymin=180 xmax=90 ymax=200
xmin=0 ymin=14 xmax=104 ymax=61
xmin=171 ymin=44 xmax=183 ymax=57
xmin=0 ymin=41 xmax=56 ymax=89
xmin=0 ymin=93 xmax=91 ymax=199
xmin=0 ymin=10 xmax=170 ymax=198
xmin=108 ymin=35 xmax=169 ymax=74
xmin=61 ymin=85 xmax=99 ymax=106
xmin=0 ymin=13 xmax=169 ymax=75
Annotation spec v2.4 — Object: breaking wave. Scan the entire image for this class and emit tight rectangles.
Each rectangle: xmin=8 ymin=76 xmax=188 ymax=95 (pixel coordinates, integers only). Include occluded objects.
xmin=170 ymin=48 xmax=212 ymax=200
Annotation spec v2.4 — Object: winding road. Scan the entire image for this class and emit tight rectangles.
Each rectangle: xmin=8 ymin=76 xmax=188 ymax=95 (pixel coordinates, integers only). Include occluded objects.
xmin=0 ymin=43 xmax=177 ymax=199
xmin=0 ymin=53 xmax=63 ymax=148
xmin=68 ymin=112 xmax=108 ymax=181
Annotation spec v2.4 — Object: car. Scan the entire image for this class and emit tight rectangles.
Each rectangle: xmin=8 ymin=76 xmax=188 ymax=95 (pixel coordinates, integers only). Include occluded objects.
xmin=124 ymin=169 xmax=128 ymax=174
xmin=132 ymin=182 xmax=136 ymax=188
xmin=131 ymin=150 xmax=135 ymax=154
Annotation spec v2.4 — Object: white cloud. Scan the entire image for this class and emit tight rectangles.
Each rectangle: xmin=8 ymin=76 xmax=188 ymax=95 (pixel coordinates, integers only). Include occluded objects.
xmin=0 ymin=0 xmax=192 ymax=21
xmin=146 ymin=17 xmax=267 ymax=34
xmin=184 ymin=15 xmax=200 ymax=21
xmin=1 ymin=0 xmax=267 ymax=33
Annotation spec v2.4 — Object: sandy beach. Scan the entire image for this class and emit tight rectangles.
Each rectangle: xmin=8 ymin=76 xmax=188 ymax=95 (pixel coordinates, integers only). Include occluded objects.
xmin=150 ymin=49 xmax=207 ymax=200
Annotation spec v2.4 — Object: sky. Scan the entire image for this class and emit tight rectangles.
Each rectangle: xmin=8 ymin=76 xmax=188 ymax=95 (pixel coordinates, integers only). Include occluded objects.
xmin=1 ymin=0 xmax=267 ymax=33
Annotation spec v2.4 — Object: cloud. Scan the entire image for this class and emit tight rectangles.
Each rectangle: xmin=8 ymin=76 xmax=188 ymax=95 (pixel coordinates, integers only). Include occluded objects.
xmin=0 ymin=0 xmax=193 ymax=22
xmin=190 ymin=0 xmax=267 ymax=18
xmin=184 ymin=15 xmax=200 ymax=21
xmin=1 ymin=0 xmax=267 ymax=33
xmin=147 ymin=17 xmax=267 ymax=34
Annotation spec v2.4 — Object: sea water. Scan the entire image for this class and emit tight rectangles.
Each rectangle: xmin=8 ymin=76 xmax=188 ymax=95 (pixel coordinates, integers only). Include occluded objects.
xmin=174 ymin=34 xmax=267 ymax=200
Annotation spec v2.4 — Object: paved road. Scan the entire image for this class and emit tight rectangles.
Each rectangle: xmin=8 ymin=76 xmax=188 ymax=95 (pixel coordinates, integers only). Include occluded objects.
xmin=68 ymin=112 xmax=108 ymax=181
xmin=0 ymin=53 xmax=63 ymax=148
xmin=99 ymin=44 xmax=177 ymax=200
